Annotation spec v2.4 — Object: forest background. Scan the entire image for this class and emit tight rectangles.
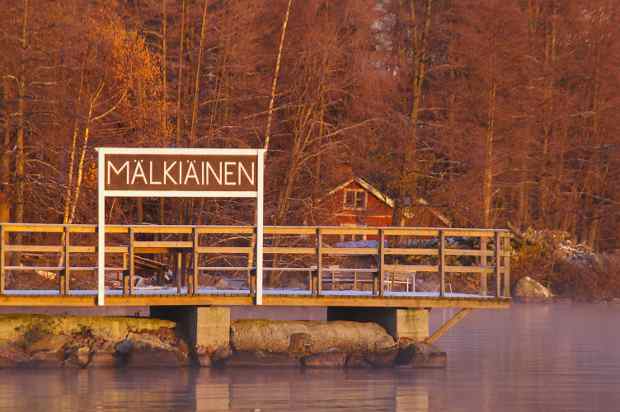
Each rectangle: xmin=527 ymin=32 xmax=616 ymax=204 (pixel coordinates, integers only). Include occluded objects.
xmin=1 ymin=0 xmax=619 ymax=297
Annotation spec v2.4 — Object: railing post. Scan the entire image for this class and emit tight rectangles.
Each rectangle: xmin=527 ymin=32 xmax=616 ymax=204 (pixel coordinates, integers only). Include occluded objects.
xmin=377 ymin=229 xmax=385 ymax=296
xmin=176 ymin=251 xmax=182 ymax=294
xmin=439 ymin=229 xmax=446 ymax=297
xmin=124 ymin=227 xmax=134 ymax=296
xmin=249 ymin=227 xmax=257 ymax=297
xmin=314 ymin=228 xmax=322 ymax=296
xmin=503 ymin=235 xmax=511 ymax=297
xmin=480 ymin=236 xmax=488 ymax=296
xmin=0 ymin=225 xmax=5 ymax=295
xmin=191 ymin=227 xmax=199 ymax=296
xmin=494 ymin=231 xmax=501 ymax=297
xmin=59 ymin=226 xmax=70 ymax=295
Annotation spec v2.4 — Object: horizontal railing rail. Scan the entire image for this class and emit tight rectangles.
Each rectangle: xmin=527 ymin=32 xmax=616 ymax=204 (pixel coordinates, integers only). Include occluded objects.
xmin=0 ymin=223 xmax=511 ymax=299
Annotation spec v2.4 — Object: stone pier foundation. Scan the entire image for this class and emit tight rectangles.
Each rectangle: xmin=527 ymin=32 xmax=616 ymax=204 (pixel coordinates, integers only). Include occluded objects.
xmin=326 ymin=307 xmax=429 ymax=341
xmin=150 ymin=306 xmax=230 ymax=366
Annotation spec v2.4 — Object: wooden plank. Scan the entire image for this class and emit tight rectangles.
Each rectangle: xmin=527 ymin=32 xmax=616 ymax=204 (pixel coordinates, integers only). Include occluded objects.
xmin=445 ymin=249 xmax=493 ymax=257
xmin=315 ymin=228 xmax=322 ymax=296
xmin=383 ymin=264 xmax=439 ymax=273
xmin=60 ymin=226 xmax=70 ymax=295
xmin=3 ymin=224 xmax=65 ymax=233
xmin=191 ymin=228 xmax=199 ymax=296
xmin=261 ymin=295 xmax=511 ymax=309
xmin=378 ymin=229 xmax=385 ymax=296
xmin=126 ymin=227 xmax=134 ymax=296
xmin=68 ymin=246 xmax=96 ymax=253
xmin=384 ymin=248 xmax=438 ymax=256
xmin=321 ymin=247 xmax=377 ymax=256
xmin=106 ymin=246 xmax=128 ymax=254
xmin=196 ymin=246 xmax=252 ymax=254
xmin=480 ymin=237 xmax=488 ymax=296
xmin=263 ymin=247 xmax=316 ymax=255
xmin=445 ymin=266 xmax=494 ymax=273
xmin=425 ymin=308 xmax=472 ymax=344
xmin=197 ymin=226 xmax=254 ymax=234
xmin=382 ymin=228 xmax=439 ymax=236
xmin=133 ymin=241 xmax=193 ymax=249
xmin=132 ymin=226 xmax=193 ymax=234
xmin=320 ymin=227 xmax=379 ymax=236
xmin=439 ymin=230 xmax=446 ymax=297
xmin=265 ymin=226 xmax=316 ymax=235
xmin=4 ymin=245 xmax=62 ymax=253
xmin=495 ymin=231 xmax=501 ymax=297
xmin=0 ymin=225 xmax=4 ymax=294
xmin=5 ymin=266 xmax=64 ymax=271
xmin=176 ymin=252 xmax=182 ymax=294
xmin=503 ymin=237 xmax=511 ymax=297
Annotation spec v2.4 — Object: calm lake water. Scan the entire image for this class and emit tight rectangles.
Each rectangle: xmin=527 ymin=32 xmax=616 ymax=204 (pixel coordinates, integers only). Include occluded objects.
xmin=0 ymin=304 xmax=618 ymax=412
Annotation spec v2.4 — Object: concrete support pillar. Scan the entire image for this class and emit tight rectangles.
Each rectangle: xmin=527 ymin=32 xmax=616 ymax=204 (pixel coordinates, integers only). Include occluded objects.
xmin=150 ymin=306 xmax=230 ymax=366
xmin=326 ymin=307 xmax=429 ymax=342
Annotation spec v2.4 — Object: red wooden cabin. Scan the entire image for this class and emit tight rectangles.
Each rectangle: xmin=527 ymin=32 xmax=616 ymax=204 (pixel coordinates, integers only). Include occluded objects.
xmin=308 ymin=177 xmax=450 ymax=240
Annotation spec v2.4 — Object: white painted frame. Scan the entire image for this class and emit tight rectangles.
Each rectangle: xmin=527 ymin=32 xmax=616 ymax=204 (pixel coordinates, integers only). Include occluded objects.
xmin=96 ymin=147 xmax=266 ymax=306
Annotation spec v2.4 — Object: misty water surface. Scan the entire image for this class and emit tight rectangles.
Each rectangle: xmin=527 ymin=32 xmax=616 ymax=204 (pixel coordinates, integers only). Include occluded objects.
xmin=0 ymin=304 xmax=618 ymax=412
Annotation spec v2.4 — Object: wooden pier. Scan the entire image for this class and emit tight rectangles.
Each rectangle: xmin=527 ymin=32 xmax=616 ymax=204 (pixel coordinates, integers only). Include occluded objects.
xmin=0 ymin=223 xmax=511 ymax=309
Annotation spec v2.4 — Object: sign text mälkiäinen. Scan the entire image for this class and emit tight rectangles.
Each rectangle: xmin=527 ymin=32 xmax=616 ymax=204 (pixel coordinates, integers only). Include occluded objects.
xmin=104 ymin=154 xmax=257 ymax=192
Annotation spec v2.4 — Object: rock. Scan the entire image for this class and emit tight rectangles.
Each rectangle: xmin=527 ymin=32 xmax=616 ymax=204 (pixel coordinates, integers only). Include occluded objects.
xmin=364 ymin=347 xmax=398 ymax=368
xmin=0 ymin=344 xmax=29 ymax=367
xmin=231 ymin=320 xmax=394 ymax=354
xmin=24 ymin=334 xmax=69 ymax=355
xmin=397 ymin=342 xmax=447 ymax=368
xmin=89 ymin=352 xmax=119 ymax=368
xmin=345 ymin=352 xmax=371 ymax=368
xmin=288 ymin=333 xmax=312 ymax=356
xmin=123 ymin=332 xmax=189 ymax=367
xmin=225 ymin=350 xmax=299 ymax=368
xmin=115 ymin=339 xmax=133 ymax=356
xmin=64 ymin=346 xmax=92 ymax=368
xmin=301 ymin=351 xmax=347 ymax=368
xmin=514 ymin=276 xmax=553 ymax=302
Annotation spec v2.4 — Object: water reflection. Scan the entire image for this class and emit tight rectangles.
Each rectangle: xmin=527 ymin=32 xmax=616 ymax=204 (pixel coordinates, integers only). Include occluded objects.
xmin=0 ymin=304 xmax=618 ymax=411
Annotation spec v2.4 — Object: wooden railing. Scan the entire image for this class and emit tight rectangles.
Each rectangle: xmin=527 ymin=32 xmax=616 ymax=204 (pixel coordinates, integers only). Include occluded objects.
xmin=0 ymin=223 xmax=511 ymax=299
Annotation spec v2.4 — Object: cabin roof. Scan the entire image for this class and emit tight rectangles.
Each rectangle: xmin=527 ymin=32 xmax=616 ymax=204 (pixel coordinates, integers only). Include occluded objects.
xmin=323 ymin=177 xmax=452 ymax=226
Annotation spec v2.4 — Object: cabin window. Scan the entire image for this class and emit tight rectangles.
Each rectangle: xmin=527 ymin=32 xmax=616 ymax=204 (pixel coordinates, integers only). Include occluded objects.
xmin=343 ymin=189 xmax=367 ymax=210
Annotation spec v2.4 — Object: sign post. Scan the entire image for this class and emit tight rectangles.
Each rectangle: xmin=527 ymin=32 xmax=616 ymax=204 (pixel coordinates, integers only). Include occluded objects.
xmin=96 ymin=147 xmax=266 ymax=306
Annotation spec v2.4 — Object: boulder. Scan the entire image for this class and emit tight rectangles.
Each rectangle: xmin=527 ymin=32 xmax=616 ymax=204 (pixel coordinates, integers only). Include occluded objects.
xmin=514 ymin=276 xmax=553 ymax=302
xmin=0 ymin=344 xmax=29 ymax=367
xmin=64 ymin=346 xmax=92 ymax=368
xmin=397 ymin=341 xmax=447 ymax=368
xmin=301 ymin=351 xmax=347 ymax=368
xmin=122 ymin=332 xmax=189 ymax=367
xmin=345 ymin=352 xmax=371 ymax=368
xmin=231 ymin=320 xmax=395 ymax=354
xmin=288 ymin=333 xmax=312 ymax=357
xmin=364 ymin=347 xmax=399 ymax=368
xmin=225 ymin=351 xmax=299 ymax=368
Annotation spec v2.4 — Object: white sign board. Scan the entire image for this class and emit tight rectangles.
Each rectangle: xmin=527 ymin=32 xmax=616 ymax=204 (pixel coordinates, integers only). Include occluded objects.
xmin=96 ymin=147 xmax=265 ymax=305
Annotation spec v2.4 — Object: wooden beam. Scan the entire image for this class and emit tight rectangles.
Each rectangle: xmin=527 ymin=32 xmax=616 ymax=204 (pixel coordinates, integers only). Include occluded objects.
xmin=191 ymin=227 xmax=199 ymax=296
xmin=480 ymin=237 xmax=488 ymax=296
xmin=0 ymin=294 xmax=510 ymax=309
xmin=378 ymin=229 xmax=385 ymax=296
xmin=495 ymin=231 xmax=501 ymax=297
xmin=439 ymin=230 xmax=446 ymax=297
xmin=503 ymin=236 xmax=511 ymax=297
xmin=0 ymin=225 xmax=4 ymax=294
xmin=314 ymin=228 xmax=322 ymax=296
xmin=60 ymin=226 xmax=70 ymax=295
xmin=425 ymin=308 xmax=472 ymax=344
